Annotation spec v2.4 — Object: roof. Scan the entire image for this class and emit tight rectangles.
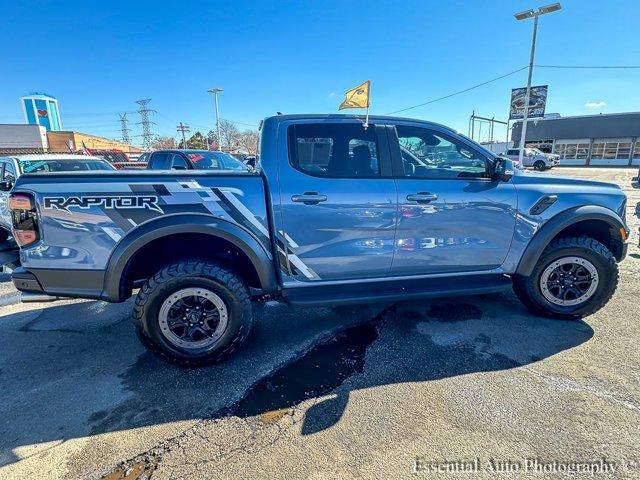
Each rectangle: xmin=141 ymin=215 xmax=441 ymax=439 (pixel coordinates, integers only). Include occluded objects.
xmin=3 ymin=154 xmax=107 ymax=161
xmin=263 ymin=113 xmax=457 ymax=133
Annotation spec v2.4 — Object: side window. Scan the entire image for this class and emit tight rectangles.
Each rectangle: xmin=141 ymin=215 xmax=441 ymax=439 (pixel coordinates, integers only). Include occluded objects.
xmin=396 ymin=126 xmax=489 ymax=179
xmin=170 ymin=154 xmax=189 ymax=169
xmin=3 ymin=162 xmax=16 ymax=183
xmin=289 ymin=123 xmax=380 ymax=178
xmin=148 ymin=152 xmax=172 ymax=169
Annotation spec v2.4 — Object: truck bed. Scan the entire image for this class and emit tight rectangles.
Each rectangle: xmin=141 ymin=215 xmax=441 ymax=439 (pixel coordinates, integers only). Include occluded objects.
xmin=12 ymin=170 xmax=271 ymax=298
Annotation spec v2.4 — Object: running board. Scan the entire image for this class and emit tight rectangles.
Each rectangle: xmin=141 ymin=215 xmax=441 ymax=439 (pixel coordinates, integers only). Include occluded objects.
xmin=282 ymin=274 xmax=512 ymax=306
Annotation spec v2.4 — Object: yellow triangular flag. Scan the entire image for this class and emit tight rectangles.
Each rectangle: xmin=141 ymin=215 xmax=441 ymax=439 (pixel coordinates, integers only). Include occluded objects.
xmin=339 ymin=81 xmax=370 ymax=110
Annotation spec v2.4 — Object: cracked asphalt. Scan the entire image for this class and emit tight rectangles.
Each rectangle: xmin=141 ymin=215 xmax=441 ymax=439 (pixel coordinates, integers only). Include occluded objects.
xmin=0 ymin=167 xmax=639 ymax=480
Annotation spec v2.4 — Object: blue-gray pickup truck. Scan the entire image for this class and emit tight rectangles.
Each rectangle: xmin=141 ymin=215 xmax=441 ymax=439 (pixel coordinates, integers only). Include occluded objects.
xmin=8 ymin=114 xmax=629 ymax=366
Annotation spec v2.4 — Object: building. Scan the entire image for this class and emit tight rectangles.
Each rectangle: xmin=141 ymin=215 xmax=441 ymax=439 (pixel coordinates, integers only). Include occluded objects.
xmin=46 ymin=131 xmax=143 ymax=154
xmin=511 ymin=112 xmax=640 ymax=166
xmin=0 ymin=124 xmax=143 ymax=156
xmin=20 ymin=93 xmax=62 ymax=131
xmin=0 ymin=124 xmax=48 ymax=154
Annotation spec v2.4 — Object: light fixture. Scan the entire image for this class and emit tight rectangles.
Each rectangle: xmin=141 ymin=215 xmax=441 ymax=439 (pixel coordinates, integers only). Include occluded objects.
xmin=514 ymin=9 xmax=535 ymax=20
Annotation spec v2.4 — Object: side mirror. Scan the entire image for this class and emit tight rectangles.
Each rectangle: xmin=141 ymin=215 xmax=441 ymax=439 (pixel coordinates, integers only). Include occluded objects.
xmin=492 ymin=157 xmax=514 ymax=182
xmin=0 ymin=180 xmax=13 ymax=192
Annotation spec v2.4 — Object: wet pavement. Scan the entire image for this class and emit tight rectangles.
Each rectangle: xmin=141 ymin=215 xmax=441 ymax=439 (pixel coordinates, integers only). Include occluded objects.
xmin=0 ymin=167 xmax=639 ymax=479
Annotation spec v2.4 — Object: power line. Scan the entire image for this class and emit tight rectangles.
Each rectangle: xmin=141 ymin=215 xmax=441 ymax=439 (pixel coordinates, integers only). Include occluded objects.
xmin=135 ymin=99 xmax=156 ymax=150
xmin=386 ymin=66 xmax=528 ymax=115
xmin=177 ymin=122 xmax=190 ymax=147
xmin=119 ymin=113 xmax=131 ymax=144
xmin=536 ymin=64 xmax=640 ymax=69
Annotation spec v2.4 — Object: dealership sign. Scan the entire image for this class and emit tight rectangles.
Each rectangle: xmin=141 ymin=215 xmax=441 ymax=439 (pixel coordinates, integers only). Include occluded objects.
xmin=509 ymin=85 xmax=548 ymax=120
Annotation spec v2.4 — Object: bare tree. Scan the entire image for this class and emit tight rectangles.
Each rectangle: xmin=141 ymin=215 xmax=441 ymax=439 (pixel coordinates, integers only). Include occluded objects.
xmin=150 ymin=136 xmax=177 ymax=150
xmin=238 ymin=130 xmax=260 ymax=155
xmin=218 ymin=119 xmax=241 ymax=151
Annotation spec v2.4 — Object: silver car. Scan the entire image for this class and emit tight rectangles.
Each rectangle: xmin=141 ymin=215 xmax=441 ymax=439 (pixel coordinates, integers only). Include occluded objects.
xmin=505 ymin=148 xmax=558 ymax=170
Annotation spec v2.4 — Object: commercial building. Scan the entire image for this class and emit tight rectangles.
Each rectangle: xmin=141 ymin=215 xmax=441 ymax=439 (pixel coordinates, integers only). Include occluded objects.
xmin=0 ymin=125 xmax=142 ymax=156
xmin=0 ymin=124 xmax=48 ymax=154
xmin=46 ymin=131 xmax=142 ymax=154
xmin=21 ymin=93 xmax=62 ymax=131
xmin=511 ymin=112 xmax=640 ymax=166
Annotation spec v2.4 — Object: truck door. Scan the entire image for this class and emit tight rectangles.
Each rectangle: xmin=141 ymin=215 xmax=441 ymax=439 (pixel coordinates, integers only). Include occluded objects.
xmin=277 ymin=121 xmax=397 ymax=282
xmin=388 ymin=124 xmax=517 ymax=275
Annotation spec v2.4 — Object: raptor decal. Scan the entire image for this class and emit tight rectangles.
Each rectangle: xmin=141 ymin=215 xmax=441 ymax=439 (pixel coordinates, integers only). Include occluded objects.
xmin=43 ymin=195 xmax=163 ymax=213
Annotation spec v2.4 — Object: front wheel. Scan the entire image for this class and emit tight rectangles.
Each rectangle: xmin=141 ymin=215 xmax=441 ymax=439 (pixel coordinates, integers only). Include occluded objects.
xmin=133 ymin=261 xmax=253 ymax=366
xmin=513 ymin=236 xmax=618 ymax=319
xmin=533 ymin=160 xmax=546 ymax=171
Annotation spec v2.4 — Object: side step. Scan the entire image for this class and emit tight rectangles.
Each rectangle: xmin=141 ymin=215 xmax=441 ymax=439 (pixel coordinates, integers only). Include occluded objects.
xmin=282 ymin=274 xmax=512 ymax=306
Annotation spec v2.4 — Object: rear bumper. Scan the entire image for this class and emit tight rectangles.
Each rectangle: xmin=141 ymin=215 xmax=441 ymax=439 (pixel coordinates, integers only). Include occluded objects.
xmin=12 ymin=267 xmax=44 ymax=293
xmin=12 ymin=266 xmax=107 ymax=301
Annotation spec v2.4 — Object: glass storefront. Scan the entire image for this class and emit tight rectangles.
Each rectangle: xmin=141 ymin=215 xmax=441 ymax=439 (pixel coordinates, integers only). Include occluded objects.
xmin=552 ymin=139 xmax=591 ymax=166
xmin=590 ymin=138 xmax=633 ymax=166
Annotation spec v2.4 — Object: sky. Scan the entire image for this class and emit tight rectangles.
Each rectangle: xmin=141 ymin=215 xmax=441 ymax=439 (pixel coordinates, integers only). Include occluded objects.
xmin=1 ymin=0 xmax=639 ymax=145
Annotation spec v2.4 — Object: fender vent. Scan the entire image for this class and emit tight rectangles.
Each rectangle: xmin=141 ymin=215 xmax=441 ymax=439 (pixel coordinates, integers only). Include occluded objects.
xmin=530 ymin=195 xmax=558 ymax=215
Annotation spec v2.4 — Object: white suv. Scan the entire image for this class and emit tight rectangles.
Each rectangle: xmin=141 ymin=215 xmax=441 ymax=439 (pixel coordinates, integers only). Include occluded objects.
xmin=505 ymin=148 xmax=559 ymax=171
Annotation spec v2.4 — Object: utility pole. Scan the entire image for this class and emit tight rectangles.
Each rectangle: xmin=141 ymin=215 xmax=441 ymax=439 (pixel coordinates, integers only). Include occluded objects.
xmin=207 ymin=88 xmax=223 ymax=150
xmin=118 ymin=113 xmax=130 ymax=144
xmin=514 ymin=3 xmax=562 ymax=165
xmin=135 ymin=99 xmax=156 ymax=150
xmin=177 ymin=122 xmax=190 ymax=148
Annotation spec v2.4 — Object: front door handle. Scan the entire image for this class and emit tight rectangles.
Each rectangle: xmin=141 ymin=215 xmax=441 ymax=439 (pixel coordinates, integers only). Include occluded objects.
xmin=291 ymin=192 xmax=328 ymax=205
xmin=406 ymin=192 xmax=438 ymax=204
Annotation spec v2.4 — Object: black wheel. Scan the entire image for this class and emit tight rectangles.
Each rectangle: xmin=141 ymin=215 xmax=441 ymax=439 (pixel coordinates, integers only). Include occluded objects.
xmin=0 ymin=229 xmax=9 ymax=243
xmin=533 ymin=160 xmax=546 ymax=171
xmin=133 ymin=261 xmax=253 ymax=366
xmin=513 ymin=236 xmax=618 ymax=319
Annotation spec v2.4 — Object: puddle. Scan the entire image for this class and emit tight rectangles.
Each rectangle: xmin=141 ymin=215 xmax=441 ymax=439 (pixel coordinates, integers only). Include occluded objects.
xmin=233 ymin=321 xmax=378 ymax=419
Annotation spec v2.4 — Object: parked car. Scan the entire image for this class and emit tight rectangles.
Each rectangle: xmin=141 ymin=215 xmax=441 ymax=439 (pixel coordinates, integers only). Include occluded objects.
xmin=0 ymin=154 xmax=114 ymax=242
xmin=8 ymin=114 xmax=629 ymax=366
xmin=505 ymin=147 xmax=558 ymax=170
xmin=146 ymin=149 xmax=249 ymax=171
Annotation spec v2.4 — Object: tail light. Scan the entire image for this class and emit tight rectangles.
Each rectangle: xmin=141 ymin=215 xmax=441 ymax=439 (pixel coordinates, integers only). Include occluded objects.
xmin=9 ymin=193 xmax=39 ymax=247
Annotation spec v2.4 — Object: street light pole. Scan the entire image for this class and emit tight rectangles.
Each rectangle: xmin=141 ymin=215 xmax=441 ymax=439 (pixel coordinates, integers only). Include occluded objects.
xmin=514 ymin=3 xmax=561 ymax=166
xmin=207 ymin=88 xmax=224 ymax=151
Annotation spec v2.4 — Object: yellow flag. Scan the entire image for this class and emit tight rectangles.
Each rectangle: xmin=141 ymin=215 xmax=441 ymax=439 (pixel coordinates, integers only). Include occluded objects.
xmin=339 ymin=81 xmax=370 ymax=110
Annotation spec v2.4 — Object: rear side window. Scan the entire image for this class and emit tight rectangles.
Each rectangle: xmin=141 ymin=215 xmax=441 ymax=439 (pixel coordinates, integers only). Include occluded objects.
xmin=288 ymin=123 xmax=380 ymax=178
xmin=507 ymin=149 xmax=518 ymax=155
xmin=148 ymin=152 xmax=172 ymax=169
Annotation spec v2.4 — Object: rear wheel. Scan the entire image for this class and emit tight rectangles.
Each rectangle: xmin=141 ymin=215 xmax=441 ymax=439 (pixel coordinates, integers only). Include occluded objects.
xmin=533 ymin=160 xmax=546 ymax=171
xmin=513 ymin=236 xmax=618 ymax=319
xmin=133 ymin=260 xmax=253 ymax=366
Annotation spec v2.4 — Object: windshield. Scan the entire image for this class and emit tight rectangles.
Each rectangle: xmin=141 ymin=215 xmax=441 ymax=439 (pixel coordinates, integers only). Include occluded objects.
xmin=20 ymin=158 xmax=114 ymax=173
xmin=186 ymin=152 xmax=248 ymax=171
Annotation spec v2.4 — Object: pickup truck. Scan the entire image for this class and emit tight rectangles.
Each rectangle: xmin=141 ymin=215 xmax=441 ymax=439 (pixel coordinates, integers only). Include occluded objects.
xmin=8 ymin=114 xmax=629 ymax=366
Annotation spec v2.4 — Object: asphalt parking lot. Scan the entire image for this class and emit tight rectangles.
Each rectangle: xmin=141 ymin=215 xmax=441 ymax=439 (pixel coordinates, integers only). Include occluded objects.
xmin=0 ymin=167 xmax=639 ymax=480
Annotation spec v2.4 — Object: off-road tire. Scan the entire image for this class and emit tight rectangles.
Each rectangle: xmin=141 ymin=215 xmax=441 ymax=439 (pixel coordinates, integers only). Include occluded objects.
xmin=533 ymin=160 xmax=546 ymax=171
xmin=513 ymin=236 xmax=618 ymax=320
xmin=133 ymin=261 xmax=253 ymax=367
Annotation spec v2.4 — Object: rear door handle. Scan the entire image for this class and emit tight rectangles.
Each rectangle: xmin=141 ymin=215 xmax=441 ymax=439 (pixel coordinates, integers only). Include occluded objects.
xmin=291 ymin=192 xmax=328 ymax=205
xmin=406 ymin=192 xmax=438 ymax=203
